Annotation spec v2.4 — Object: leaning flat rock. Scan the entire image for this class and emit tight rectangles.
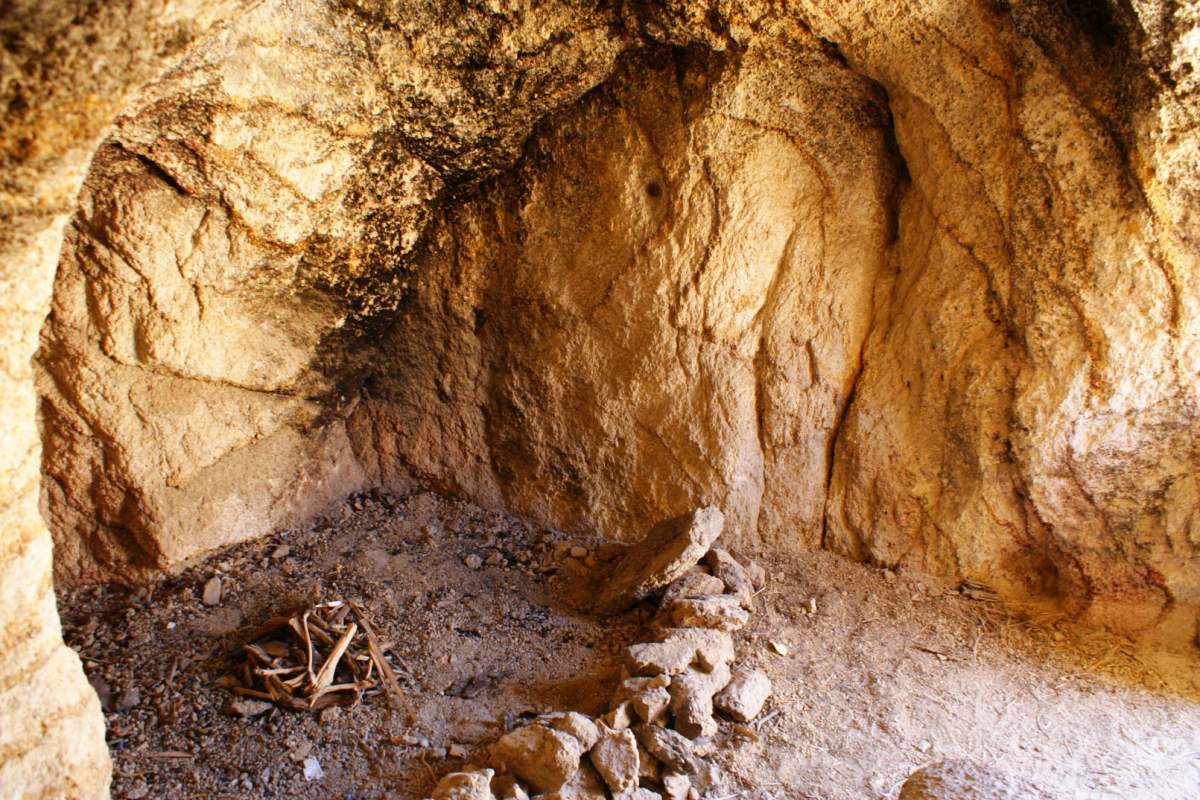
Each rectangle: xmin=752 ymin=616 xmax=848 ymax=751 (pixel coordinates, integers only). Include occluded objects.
xmin=593 ymin=507 xmax=725 ymax=615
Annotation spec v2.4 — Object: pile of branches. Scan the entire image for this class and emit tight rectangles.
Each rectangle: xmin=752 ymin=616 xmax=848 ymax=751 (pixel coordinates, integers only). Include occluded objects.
xmin=229 ymin=599 xmax=411 ymax=714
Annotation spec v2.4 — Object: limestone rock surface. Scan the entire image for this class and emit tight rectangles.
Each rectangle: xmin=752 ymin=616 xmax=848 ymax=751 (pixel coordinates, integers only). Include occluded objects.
xmin=4 ymin=1 xmax=1200 ymax=796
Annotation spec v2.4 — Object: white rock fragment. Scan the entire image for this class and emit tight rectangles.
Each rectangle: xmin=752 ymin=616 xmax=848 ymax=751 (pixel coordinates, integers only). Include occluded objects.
xmin=302 ymin=756 xmax=324 ymax=782
xmin=202 ymin=576 xmax=222 ymax=606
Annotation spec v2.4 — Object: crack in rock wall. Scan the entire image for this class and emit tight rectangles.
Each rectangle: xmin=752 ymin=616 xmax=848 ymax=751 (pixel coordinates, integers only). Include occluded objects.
xmin=3 ymin=0 xmax=1200 ymax=796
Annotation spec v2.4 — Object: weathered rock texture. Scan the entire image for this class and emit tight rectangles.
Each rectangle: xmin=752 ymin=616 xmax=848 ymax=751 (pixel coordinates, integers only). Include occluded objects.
xmin=3 ymin=1 xmax=1199 ymax=795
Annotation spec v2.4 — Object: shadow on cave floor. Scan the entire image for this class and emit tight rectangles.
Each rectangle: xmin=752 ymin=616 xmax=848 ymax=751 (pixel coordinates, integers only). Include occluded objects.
xmin=59 ymin=491 xmax=1200 ymax=799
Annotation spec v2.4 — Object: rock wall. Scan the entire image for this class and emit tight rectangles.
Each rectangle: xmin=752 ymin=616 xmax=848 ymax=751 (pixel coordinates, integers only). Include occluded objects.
xmin=3 ymin=1 xmax=1199 ymax=794
xmin=1 ymin=1 xmax=253 ymax=795
xmin=349 ymin=34 xmax=899 ymax=557
xmin=36 ymin=0 xmax=632 ymax=581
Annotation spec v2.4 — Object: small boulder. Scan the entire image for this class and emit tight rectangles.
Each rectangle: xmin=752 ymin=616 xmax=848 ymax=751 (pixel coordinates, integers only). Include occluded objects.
xmin=714 ymin=667 xmax=772 ymax=722
xmin=667 ymin=595 xmax=750 ymax=631
xmin=593 ymin=507 xmax=725 ymax=615
xmin=633 ymin=725 xmax=696 ymax=774
xmin=625 ymin=628 xmax=734 ymax=676
xmin=589 ymin=725 xmax=639 ymax=795
xmin=703 ymin=547 xmax=755 ymax=607
xmin=541 ymin=711 xmax=600 ymax=751
xmin=668 ymin=663 xmax=732 ymax=739
xmin=603 ymin=701 xmax=635 ymax=730
xmin=660 ymin=571 xmax=725 ymax=606
xmin=491 ymin=724 xmax=582 ymax=792
xmin=432 ymin=768 xmax=496 ymax=800
xmin=611 ymin=676 xmax=671 ymax=726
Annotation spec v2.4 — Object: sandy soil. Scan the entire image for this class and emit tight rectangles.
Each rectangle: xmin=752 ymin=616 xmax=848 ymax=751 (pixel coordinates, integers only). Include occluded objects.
xmin=60 ymin=490 xmax=1200 ymax=799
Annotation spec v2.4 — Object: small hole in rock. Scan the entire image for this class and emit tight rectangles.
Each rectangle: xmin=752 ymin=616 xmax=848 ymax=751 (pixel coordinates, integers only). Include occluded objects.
xmin=646 ymin=180 xmax=662 ymax=198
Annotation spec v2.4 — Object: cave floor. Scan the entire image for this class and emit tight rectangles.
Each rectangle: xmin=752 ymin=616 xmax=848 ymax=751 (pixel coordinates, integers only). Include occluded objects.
xmin=60 ymin=491 xmax=1200 ymax=799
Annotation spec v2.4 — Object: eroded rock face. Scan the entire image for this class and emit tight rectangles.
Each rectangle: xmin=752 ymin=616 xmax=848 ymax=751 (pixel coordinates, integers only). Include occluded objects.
xmin=30 ymin=0 xmax=1200 ymax=637
xmin=3 ymin=2 xmax=1200 ymax=794
xmin=36 ymin=0 xmax=630 ymax=581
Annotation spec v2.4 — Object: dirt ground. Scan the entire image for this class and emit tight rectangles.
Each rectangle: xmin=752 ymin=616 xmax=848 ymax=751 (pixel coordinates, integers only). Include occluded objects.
xmin=60 ymin=490 xmax=1200 ymax=799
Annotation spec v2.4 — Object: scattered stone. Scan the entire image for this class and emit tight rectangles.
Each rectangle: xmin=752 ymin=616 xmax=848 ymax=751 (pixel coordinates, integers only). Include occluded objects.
xmin=626 ymin=628 xmax=734 ymax=676
xmin=302 ymin=756 xmax=324 ymax=782
xmin=271 ymin=544 xmax=290 ymax=559
xmin=222 ymin=697 xmax=273 ymax=718
xmin=592 ymin=507 xmax=725 ymax=615
xmin=431 ymin=768 xmax=496 ymax=799
xmin=633 ymin=725 xmax=696 ymax=774
xmin=87 ymin=673 xmax=113 ymax=712
xmin=448 ymin=742 xmax=468 ymax=758
xmin=667 ymin=595 xmax=750 ymax=631
xmin=464 ymin=554 xmax=484 ymax=570
xmin=318 ymin=706 xmax=342 ymax=725
xmin=742 ymin=557 xmax=767 ymax=591
xmin=898 ymin=759 xmax=1055 ymax=799
xmin=589 ymin=725 xmax=639 ymax=795
xmin=116 ymin=687 xmax=140 ymax=713
xmin=714 ymin=667 xmax=772 ymax=722
xmin=202 ymin=576 xmax=222 ymax=606
xmin=805 ymin=596 xmax=818 ymax=615
xmin=703 ymin=547 xmax=754 ymax=607
xmin=541 ymin=711 xmax=600 ymax=750
xmin=491 ymin=724 xmax=583 ymax=792
xmin=661 ymin=571 xmax=725 ymax=605
xmin=125 ymin=781 xmax=150 ymax=799
xmin=569 ymin=546 xmax=589 ymax=558
xmin=669 ymin=663 xmax=732 ymax=738
xmin=768 ymin=640 xmax=789 ymax=656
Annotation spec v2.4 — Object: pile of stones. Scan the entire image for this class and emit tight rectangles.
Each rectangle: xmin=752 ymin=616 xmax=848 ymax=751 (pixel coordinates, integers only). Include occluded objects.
xmin=427 ymin=506 xmax=772 ymax=800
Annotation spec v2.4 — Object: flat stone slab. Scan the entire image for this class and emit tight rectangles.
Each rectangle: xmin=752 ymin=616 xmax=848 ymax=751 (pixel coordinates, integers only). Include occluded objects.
xmin=592 ymin=506 xmax=725 ymax=615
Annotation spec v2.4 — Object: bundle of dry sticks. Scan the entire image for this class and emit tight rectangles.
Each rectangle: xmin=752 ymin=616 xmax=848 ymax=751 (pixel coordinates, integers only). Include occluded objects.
xmin=229 ymin=599 xmax=411 ymax=714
